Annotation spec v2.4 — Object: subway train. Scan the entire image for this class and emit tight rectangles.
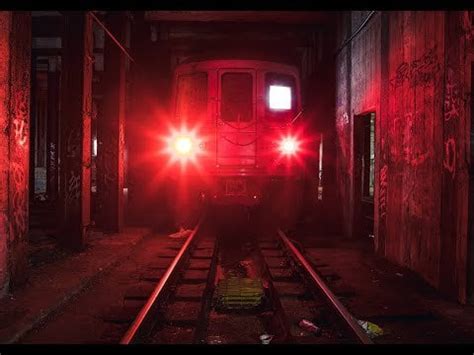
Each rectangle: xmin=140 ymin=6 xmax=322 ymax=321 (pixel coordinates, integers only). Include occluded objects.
xmin=162 ymin=57 xmax=309 ymax=231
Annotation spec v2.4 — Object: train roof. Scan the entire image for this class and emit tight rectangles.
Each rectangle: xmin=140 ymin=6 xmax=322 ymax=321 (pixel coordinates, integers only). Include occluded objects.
xmin=178 ymin=51 xmax=299 ymax=68
xmin=175 ymin=57 xmax=300 ymax=75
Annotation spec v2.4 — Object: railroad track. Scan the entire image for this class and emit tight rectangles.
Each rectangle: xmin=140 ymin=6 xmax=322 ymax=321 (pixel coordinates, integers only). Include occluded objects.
xmin=259 ymin=230 xmax=373 ymax=344
xmin=110 ymin=219 xmax=372 ymax=344
xmin=118 ymin=216 xmax=217 ymax=344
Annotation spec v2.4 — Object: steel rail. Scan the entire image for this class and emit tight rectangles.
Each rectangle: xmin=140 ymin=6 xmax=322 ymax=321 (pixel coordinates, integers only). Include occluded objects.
xmin=120 ymin=217 xmax=205 ymax=344
xmin=277 ymin=229 xmax=373 ymax=344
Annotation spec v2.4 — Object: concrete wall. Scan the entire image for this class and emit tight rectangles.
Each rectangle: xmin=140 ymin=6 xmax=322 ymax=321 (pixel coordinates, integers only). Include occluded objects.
xmin=336 ymin=11 xmax=474 ymax=302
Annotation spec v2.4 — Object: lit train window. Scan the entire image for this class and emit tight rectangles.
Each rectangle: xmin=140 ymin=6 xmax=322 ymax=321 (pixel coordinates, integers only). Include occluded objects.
xmin=269 ymin=85 xmax=292 ymax=110
xmin=265 ymin=72 xmax=296 ymax=120
xmin=221 ymin=73 xmax=253 ymax=122
xmin=176 ymin=72 xmax=208 ymax=121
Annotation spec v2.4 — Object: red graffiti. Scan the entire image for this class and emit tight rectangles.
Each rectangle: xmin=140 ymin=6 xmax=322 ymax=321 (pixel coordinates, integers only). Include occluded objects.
xmin=444 ymin=68 xmax=460 ymax=122
xmin=12 ymin=118 xmax=27 ymax=146
xmin=9 ymin=162 xmax=27 ymax=240
xmin=66 ymin=171 xmax=81 ymax=203
xmin=390 ymin=46 xmax=440 ymax=90
xmin=461 ymin=11 xmax=474 ymax=41
xmin=379 ymin=164 xmax=388 ymax=219
xmin=443 ymin=138 xmax=456 ymax=177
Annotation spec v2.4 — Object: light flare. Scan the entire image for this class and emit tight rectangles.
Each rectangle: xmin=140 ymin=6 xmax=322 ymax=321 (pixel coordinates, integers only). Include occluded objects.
xmin=279 ymin=136 xmax=300 ymax=155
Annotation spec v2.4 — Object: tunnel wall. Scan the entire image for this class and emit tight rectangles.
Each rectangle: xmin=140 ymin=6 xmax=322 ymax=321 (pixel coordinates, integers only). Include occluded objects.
xmin=336 ymin=11 xmax=474 ymax=302
xmin=0 ymin=12 xmax=31 ymax=296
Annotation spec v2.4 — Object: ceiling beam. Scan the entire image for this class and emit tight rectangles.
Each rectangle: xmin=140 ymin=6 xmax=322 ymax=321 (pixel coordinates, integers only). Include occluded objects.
xmin=145 ymin=11 xmax=332 ymax=25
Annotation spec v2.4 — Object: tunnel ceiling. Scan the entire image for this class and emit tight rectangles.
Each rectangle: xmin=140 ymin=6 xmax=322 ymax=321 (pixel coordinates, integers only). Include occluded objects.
xmin=141 ymin=11 xmax=336 ymax=72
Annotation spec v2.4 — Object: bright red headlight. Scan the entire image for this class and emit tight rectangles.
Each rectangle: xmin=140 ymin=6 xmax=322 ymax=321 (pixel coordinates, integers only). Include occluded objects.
xmin=279 ymin=136 xmax=300 ymax=155
xmin=164 ymin=126 xmax=202 ymax=163
xmin=172 ymin=136 xmax=194 ymax=156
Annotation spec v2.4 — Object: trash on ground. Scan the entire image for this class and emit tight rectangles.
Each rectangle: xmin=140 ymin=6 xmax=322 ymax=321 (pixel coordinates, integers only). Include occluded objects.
xmin=395 ymin=272 xmax=403 ymax=277
xmin=169 ymin=227 xmax=193 ymax=239
xmin=357 ymin=320 xmax=384 ymax=338
xmin=260 ymin=334 xmax=273 ymax=344
xmin=207 ymin=335 xmax=225 ymax=344
xmin=298 ymin=319 xmax=321 ymax=336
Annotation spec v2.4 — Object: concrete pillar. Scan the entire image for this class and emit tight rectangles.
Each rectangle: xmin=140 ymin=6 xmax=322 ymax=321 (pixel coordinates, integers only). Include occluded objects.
xmin=439 ymin=11 xmax=470 ymax=303
xmin=0 ymin=12 xmax=31 ymax=294
xmin=46 ymin=70 xmax=60 ymax=202
xmin=59 ymin=12 xmax=93 ymax=249
xmin=96 ymin=12 xmax=127 ymax=232
xmin=128 ymin=12 xmax=152 ymax=226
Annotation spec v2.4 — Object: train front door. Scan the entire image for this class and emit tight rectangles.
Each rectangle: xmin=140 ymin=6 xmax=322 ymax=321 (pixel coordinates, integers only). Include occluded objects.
xmin=216 ymin=70 xmax=257 ymax=167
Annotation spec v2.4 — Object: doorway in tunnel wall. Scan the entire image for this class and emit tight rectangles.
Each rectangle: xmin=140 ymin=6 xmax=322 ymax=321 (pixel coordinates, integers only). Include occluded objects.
xmin=353 ymin=112 xmax=376 ymax=240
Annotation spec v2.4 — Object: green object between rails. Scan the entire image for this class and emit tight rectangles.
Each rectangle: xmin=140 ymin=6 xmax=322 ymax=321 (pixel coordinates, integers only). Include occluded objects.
xmin=216 ymin=277 xmax=265 ymax=309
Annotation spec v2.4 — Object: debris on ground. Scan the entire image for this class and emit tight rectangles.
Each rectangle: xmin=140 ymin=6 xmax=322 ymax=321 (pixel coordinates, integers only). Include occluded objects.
xmin=357 ymin=320 xmax=384 ymax=338
xmin=395 ymin=272 xmax=403 ymax=277
xmin=207 ymin=335 xmax=225 ymax=344
xmin=215 ymin=277 xmax=264 ymax=310
xmin=259 ymin=334 xmax=273 ymax=344
xmin=169 ymin=228 xmax=192 ymax=239
xmin=298 ymin=319 xmax=321 ymax=336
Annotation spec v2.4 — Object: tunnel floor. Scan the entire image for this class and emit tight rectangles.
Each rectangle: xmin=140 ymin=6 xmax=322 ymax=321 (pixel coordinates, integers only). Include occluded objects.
xmin=1 ymin=227 xmax=474 ymax=343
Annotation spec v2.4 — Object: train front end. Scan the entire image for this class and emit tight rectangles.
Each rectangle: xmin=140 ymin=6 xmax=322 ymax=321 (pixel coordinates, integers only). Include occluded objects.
xmin=165 ymin=59 xmax=305 ymax=228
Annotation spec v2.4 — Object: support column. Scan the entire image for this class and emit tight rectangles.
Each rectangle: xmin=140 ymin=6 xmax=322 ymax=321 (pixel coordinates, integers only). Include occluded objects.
xmin=0 ymin=12 xmax=31 ymax=294
xmin=440 ymin=11 xmax=470 ymax=303
xmin=46 ymin=69 xmax=60 ymax=202
xmin=96 ymin=12 xmax=128 ymax=232
xmin=59 ymin=12 xmax=93 ymax=249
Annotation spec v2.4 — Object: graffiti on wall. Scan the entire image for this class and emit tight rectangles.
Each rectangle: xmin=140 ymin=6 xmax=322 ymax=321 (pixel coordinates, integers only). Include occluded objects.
xmin=9 ymin=162 xmax=27 ymax=241
xmin=444 ymin=67 xmax=461 ymax=122
xmin=48 ymin=142 xmax=56 ymax=187
xmin=442 ymin=65 xmax=461 ymax=177
xmin=379 ymin=164 xmax=388 ymax=219
xmin=461 ymin=11 xmax=474 ymax=42
xmin=443 ymin=137 xmax=456 ymax=177
xmin=389 ymin=46 xmax=441 ymax=91
xmin=65 ymin=170 xmax=81 ymax=204
xmin=12 ymin=117 xmax=27 ymax=147
xmin=9 ymin=64 xmax=30 ymax=244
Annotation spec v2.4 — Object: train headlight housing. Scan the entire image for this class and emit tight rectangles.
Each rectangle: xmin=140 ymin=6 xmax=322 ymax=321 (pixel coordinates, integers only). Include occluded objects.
xmin=279 ymin=136 xmax=299 ymax=156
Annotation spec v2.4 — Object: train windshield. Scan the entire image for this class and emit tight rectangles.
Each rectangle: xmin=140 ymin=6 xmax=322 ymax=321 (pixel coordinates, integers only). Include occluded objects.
xmin=220 ymin=72 xmax=253 ymax=122
xmin=265 ymin=72 xmax=296 ymax=121
xmin=176 ymin=72 xmax=208 ymax=122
